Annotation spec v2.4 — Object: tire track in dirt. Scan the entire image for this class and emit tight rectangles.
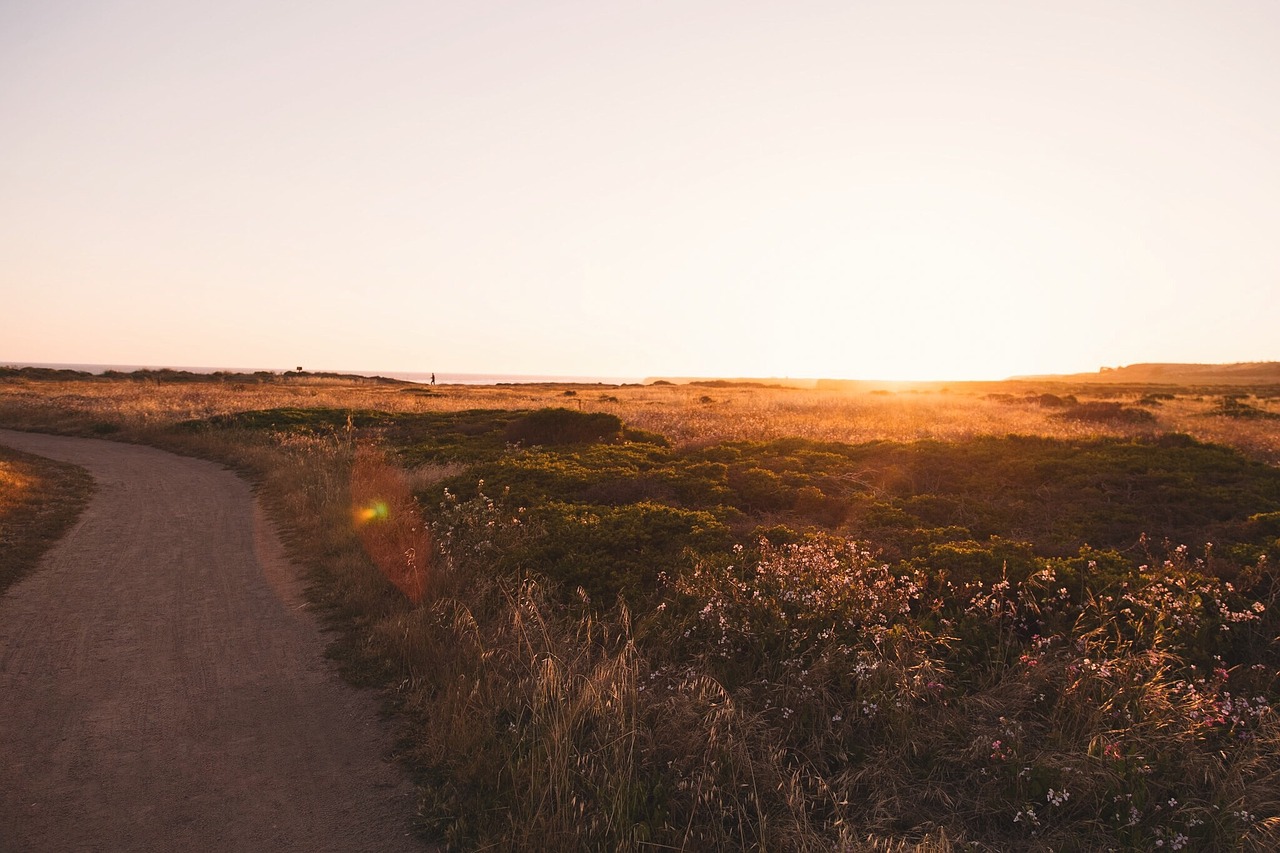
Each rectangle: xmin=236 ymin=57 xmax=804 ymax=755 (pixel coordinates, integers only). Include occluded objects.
xmin=0 ymin=430 xmax=424 ymax=852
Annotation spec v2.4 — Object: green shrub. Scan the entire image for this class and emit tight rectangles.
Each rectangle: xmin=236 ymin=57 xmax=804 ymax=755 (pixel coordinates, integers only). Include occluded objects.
xmin=727 ymin=466 xmax=792 ymax=512
xmin=282 ymin=404 xmax=1280 ymax=850
xmin=438 ymin=444 xmax=730 ymax=512
xmin=415 ymin=426 xmax=1280 ymax=591
xmin=911 ymin=536 xmax=1038 ymax=583
xmin=520 ymin=501 xmax=733 ymax=601
xmin=1246 ymin=511 xmax=1280 ymax=537
xmin=620 ymin=426 xmax=670 ymax=447
xmin=505 ymin=408 xmax=625 ymax=446
xmin=196 ymin=407 xmax=394 ymax=432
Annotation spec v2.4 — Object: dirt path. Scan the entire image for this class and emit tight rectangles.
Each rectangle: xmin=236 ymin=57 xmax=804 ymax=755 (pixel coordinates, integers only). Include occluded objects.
xmin=0 ymin=430 xmax=424 ymax=852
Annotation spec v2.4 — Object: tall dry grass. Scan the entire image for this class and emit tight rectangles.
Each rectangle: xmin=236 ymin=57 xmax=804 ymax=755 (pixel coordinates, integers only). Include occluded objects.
xmin=350 ymin=447 xmax=433 ymax=604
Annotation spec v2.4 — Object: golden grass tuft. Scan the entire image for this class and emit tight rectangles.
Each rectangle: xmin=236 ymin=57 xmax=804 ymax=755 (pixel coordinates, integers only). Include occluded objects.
xmin=0 ymin=444 xmax=95 ymax=593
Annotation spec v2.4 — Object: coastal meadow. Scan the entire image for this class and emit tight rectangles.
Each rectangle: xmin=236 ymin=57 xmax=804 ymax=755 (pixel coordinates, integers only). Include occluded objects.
xmin=2 ymin=368 xmax=1279 ymax=850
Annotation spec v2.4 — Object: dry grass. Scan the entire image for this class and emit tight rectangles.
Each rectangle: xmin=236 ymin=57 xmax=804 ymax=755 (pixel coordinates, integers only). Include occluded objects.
xmin=350 ymin=447 xmax=434 ymax=604
xmin=0 ymin=444 xmax=95 ymax=593
xmin=1 ymin=374 xmax=1276 ymax=460
xmin=0 ymin=454 xmax=35 ymax=515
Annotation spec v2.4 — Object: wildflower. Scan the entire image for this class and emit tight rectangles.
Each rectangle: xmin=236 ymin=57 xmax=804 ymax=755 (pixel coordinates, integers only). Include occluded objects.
xmin=1013 ymin=805 xmax=1040 ymax=827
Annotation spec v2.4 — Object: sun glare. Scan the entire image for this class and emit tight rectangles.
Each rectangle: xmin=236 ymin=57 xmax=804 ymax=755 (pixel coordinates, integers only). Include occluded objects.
xmin=637 ymin=169 xmax=1111 ymax=382
xmin=356 ymin=501 xmax=389 ymax=524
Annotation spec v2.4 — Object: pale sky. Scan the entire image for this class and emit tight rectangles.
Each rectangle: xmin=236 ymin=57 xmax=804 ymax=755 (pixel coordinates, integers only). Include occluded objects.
xmin=2 ymin=1 xmax=1278 ymax=380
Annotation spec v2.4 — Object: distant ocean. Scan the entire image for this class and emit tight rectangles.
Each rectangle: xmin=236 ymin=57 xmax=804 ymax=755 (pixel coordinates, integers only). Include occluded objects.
xmin=5 ymin=363 xmax=644 ymax=386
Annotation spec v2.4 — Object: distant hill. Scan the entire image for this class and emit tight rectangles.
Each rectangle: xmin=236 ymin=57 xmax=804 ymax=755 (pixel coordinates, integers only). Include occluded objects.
xmin=1013 ymin=362 xmax=1280 ymax=386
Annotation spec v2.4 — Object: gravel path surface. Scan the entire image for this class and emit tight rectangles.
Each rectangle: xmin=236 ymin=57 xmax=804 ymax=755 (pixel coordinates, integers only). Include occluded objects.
xmin=0 ymin=430 xmax=423 ymax=852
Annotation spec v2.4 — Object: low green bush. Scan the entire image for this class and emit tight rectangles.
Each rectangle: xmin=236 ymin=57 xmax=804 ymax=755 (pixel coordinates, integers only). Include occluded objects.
xmin=518 ymin=500 xmax=733 ymax=601
xmin=505 ymin=408 xmax=624 ymax=446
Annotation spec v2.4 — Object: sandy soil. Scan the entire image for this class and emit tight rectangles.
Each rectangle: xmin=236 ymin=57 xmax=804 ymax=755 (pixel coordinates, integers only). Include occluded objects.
xmin=0 ymin=430 xmax=425 ymax=852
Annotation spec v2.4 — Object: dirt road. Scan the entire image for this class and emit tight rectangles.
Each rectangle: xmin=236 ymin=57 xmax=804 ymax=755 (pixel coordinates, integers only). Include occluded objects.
xmin=0 ymin=430 xmax=423 ymax=852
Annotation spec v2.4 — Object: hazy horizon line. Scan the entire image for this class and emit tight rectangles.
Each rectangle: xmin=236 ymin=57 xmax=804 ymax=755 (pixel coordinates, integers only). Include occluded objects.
xmin=7 ymin=360 xmax=1278 ymax=387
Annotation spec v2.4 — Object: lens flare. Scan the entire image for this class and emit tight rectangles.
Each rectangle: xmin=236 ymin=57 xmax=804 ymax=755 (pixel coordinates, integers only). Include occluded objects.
xmin=356 ymin=500 xmax=389 ymax=524
xmin=349 ymin=449 xmax=432 ymax=605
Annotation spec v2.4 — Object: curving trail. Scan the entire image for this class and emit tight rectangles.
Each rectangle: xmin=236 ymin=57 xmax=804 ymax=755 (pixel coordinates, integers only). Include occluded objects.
xmin=0 ymin=430 xmax=423 ymax=852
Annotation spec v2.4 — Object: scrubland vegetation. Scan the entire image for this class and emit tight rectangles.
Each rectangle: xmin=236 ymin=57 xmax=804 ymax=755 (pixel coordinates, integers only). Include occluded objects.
xmin=2 ymin=369 xmax=1280 ymax=850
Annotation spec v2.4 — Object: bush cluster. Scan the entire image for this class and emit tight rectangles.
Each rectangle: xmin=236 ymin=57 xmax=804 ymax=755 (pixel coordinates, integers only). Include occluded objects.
xmin=406 ymin=421 xmax=1280 ymax=602
xmin=200 ymin=404 xmax=1280 ymax=849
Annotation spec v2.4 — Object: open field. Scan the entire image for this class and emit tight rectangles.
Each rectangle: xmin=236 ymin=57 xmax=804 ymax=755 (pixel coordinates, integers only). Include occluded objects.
xmin=1 ymin=368 xmax=1278 ymax=459
xmin=2 ymin=370 xmax=1279 ymax=851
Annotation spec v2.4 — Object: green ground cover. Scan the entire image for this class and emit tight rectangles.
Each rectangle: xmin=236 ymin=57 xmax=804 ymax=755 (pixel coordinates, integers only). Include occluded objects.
xmin=187 ymin=404 xmax=1280 ymax=850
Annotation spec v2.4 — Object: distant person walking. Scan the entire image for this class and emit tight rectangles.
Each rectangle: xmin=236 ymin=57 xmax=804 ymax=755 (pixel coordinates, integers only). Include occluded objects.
xmin=430 ymin=373 xmax=436 ymax=385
